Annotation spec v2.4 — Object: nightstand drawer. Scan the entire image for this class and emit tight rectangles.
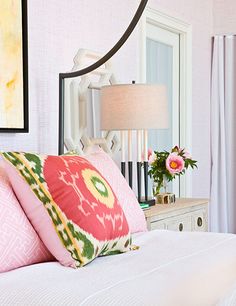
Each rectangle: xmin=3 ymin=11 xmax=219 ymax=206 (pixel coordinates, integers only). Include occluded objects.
xmin=191 ymin=209 xmax=208 ymax=231
xmin=145 ymin=198 xmax=209 ymax=232
xmin=165 ymin=214 xmax=192 ymax=232
xmin=149 ymin=220 xmax=166 ymax=230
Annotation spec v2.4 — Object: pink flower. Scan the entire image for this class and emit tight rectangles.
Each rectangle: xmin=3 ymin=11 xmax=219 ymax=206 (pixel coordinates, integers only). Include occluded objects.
xmin=142 ymin=148 xmax=153 ymax=162
xmin=183 ymin=149 xmax=192 ymax=159
xmin=166 ymin=153 xmax=184 ymax=174
xmin=147 ymin=148 xmax=153 ymax=160
xmin=148 ymin=152 xmax=156 ymax=165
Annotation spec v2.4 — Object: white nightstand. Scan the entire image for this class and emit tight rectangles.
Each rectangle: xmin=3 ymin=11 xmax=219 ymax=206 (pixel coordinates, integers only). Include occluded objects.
xmin=144 ymin=198 xmax=209 ymax=232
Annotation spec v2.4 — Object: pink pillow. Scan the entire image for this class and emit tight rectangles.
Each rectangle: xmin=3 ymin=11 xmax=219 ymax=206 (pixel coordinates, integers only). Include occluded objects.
xmin=0 ymin=167 xmax=53 ymax=273
xmin=85 ymin=151 xmax=147 ymax=233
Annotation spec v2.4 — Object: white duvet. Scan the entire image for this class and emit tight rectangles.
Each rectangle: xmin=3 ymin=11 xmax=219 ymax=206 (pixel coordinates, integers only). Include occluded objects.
xmin=1 ymin=230 xmax=236 ymax=306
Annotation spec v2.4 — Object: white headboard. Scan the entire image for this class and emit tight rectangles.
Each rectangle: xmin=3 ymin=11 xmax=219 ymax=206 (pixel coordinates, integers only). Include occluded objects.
xmin=64 ymin=49 xmax=120 ymax=156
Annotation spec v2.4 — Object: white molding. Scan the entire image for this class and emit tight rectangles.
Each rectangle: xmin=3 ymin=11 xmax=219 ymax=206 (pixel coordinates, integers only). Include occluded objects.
xmin=138 ymin=10 xmax=147 ymax=83
xmin=145 ymin=7 xmax=191 ymax=33
xmin=139 ymin=7 xmax=193 ymax=197
xmin=179 ymin=24 xmax=192 ymax=197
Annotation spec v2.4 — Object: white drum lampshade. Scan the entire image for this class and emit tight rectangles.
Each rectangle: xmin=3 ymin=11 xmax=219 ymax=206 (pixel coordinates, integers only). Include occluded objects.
xmin=100 ymin=84 xmax=169 ymax=131
xmin=100 ymin=83 xmax=169 ymax=203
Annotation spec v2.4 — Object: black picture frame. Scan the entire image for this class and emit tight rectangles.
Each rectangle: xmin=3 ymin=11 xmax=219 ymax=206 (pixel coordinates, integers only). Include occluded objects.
xmin=0 ymin=0 xmax=28 ymax=133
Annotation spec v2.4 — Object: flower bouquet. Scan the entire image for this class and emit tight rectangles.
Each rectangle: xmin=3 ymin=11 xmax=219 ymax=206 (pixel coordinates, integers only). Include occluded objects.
xmin=148 ymin=146 xmax=197 ymax=200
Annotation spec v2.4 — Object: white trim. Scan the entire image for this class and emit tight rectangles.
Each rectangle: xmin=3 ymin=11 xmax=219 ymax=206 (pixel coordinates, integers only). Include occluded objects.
xmin=179 ymin=25 xmax=192 ymax=197
xmin=139 ymin=7 xmax=192 ymax=197
xmin=139 ymin=11 xmax=147 ymax=83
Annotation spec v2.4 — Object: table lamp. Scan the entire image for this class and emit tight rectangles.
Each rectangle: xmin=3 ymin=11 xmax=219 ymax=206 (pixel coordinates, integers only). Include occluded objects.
xmin=100 ymin=83 xmax=168 ymax=203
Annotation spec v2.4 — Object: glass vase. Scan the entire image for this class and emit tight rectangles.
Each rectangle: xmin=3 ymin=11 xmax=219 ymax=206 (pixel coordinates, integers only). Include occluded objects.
xmin=152 ymin=177 xmax=175 ymax=204
xmin=152 ymin=177 xmax=167 ymax=197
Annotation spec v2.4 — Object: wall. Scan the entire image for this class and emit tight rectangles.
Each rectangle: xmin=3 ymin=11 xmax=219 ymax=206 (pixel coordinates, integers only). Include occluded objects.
xmin=0 ymin=0 xmax=138 ymax=153
xmin=0 ymin=0 xmax=214 ymax=198
xmin=214 ymin=0 xmax=236 ymax=34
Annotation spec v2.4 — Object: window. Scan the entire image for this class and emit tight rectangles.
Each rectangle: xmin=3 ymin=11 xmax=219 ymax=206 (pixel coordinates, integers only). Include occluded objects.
xmin=139 ymin=8 xmax=192 ymax=196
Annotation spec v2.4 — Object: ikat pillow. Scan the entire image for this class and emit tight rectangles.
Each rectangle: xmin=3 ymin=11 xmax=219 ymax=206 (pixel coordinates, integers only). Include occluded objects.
xmin=85 ymin=150 xmax=147 ymax=233
xmin=1 ymin=152 xmax=131 ymax=268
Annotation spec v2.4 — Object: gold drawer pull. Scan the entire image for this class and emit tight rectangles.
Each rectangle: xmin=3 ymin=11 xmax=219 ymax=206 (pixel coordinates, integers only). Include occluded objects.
xmin=197 ymin=217 xmax=203 ymax=227
xmin=179 ymin=223 xmax=183 ymax=231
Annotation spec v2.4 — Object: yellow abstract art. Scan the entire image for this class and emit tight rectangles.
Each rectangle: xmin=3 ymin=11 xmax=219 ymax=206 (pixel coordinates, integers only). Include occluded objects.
xmin=0 ymin=0 xmax=28 ymax=131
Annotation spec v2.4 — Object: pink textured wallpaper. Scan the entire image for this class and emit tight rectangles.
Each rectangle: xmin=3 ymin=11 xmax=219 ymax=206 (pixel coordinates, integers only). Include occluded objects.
xmin=214 ymin=0 xmax=236 ymax=34
xmin=0 ymin=0 xmax=216 ymax=197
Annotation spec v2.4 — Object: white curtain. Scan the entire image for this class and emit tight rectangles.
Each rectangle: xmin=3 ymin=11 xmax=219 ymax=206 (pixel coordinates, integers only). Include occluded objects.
xmin=210 ymin=35 xmax=236 ymax=233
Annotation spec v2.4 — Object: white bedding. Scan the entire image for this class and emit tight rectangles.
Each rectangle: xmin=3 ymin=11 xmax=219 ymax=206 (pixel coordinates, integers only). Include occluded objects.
xmin=1 ymin=230 xmax=236 ymax=306
xmin=217 ymin=282 xmax=236 ymax=306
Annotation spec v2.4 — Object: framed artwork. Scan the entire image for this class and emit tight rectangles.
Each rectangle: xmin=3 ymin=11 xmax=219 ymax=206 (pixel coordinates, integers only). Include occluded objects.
xmin=0 ymin=0 xmax=28 ymax=132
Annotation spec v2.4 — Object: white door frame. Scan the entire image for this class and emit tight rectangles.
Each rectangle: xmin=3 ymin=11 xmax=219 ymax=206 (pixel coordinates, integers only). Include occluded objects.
xmin=139 ymin=7 xmax=192 ymax=197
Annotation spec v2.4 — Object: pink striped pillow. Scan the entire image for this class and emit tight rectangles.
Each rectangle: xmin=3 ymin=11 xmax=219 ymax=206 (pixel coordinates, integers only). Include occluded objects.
xmin=0 ymin=167 xmax=53 ymax=272
xmin=85 ymin=150 xmax=147 ymax=233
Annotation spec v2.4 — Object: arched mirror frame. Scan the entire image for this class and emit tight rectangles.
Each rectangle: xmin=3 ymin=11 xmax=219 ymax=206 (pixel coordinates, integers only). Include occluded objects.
xmin=58 ymin=0 xmax=148 ymax=155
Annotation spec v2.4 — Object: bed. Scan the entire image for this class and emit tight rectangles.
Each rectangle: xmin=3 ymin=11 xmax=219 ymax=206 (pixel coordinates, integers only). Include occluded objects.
xmin=1 ymin=42 xmax=236 ymax=305
xmin=1 ymin=229 xmax=236 ymax=306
